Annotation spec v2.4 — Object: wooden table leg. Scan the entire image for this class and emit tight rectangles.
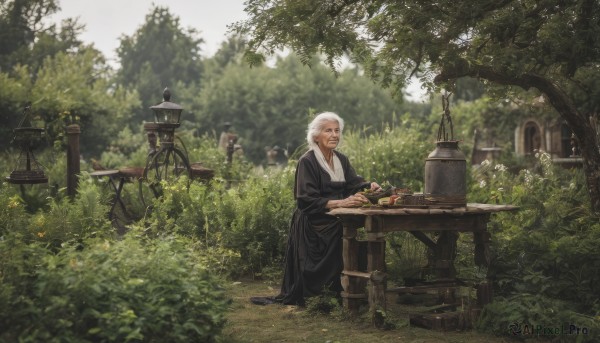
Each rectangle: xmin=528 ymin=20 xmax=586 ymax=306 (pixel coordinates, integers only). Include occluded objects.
xmin=341 ymin=221 xmax=361 ymax=315
xmin=365 ymin=216 xmax=387 ymax=327
xmin=110 ymin=177 xmax=128 ymax=235
xmin=473 ymin=231 xmax=491 ymax=267
xmin=433 ymin=231 xmax=458 ymax=280
xmin=433 ymin=231 xmax=458 ymax=304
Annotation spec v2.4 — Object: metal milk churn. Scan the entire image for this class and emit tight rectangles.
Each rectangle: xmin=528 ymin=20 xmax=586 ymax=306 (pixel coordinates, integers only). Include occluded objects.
xmin=424 ymin=94 xmax=467 ymax=206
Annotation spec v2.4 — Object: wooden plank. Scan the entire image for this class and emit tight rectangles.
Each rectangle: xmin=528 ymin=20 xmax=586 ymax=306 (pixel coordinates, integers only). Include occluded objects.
xmin=328 ymin=203 xmax=519 ymax=217
xmin=387 ymin=284 xmax=460 ymax=293
xmin=342 ymin=270 xmax=372 ymax=279
xmin=380 ymin=215 xmax=488 ymax=232
xmin=409 ymin=231 xmax=437 ymax=250
xmin=340 ymin=291 xmax=366 ymax=299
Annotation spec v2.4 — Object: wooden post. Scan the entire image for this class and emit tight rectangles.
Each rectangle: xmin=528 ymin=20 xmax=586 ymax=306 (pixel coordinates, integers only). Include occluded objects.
xmin=66 ymin=124 xmax=80 ymax=199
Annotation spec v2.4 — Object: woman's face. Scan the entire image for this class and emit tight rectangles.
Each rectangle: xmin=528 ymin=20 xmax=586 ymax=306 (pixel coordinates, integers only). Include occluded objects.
xmin=315 ymin=120 xmax=340 ymax=151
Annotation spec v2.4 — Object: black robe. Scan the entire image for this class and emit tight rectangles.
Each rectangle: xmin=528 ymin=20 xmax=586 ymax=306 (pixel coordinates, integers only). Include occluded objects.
xmin=275 ymin=149 xmax=369 ymax=305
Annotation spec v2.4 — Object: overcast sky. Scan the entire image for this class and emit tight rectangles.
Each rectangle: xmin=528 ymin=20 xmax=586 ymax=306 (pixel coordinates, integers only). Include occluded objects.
xmin=49 ymin=0 xmax=248 ymax=65
xmin=48 ymin=0 xmax=426 ymax=101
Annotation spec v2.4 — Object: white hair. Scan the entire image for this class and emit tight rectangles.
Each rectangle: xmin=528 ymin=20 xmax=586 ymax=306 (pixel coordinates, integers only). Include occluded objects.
xmin=306 ymin=111 xmax=344 ymax=150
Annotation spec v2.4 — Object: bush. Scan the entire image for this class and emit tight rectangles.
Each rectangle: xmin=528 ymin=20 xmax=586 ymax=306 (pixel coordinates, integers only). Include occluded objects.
xmin=477 ymin=295 xmax=599 ymax=342
xmin=0 ymin=183 xmax=29 ymax=237
xmin=140 ymin=164 xmax=295 ymax=278
xmin=26 ymin=174 xmax=114 ymax=246
xmin=340 ymin=118 xmax=433 ymax=191
xmin=0 ymin=235 xmax=230 ymax=343
xmin=213 ymin=166 xmax=295 ymax=276
xmin=470 ymin=154 xmax=600 ymax=339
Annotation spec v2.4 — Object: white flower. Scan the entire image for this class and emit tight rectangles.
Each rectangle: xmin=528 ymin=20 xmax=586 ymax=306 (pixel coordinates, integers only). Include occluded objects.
xmin=481 ymin=160 xmax=491 ymax=167
xmin=479 ymin=180 xmax=487 ymax=188
xmin=494 ymin=164 xmax=507 ymax=172
xmin=524 ymin=170 xmax=533 ymax=184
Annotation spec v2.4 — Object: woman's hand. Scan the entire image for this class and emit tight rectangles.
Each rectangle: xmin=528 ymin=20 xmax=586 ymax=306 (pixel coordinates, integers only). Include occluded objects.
xmin=370 ymin=182 xmax=382 ymax=192
xmin=341 ymin=193 xmax=369 ymax=208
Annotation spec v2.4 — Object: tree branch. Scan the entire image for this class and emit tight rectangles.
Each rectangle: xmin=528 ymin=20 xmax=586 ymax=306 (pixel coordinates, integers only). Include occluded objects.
xmin=434 ymin=62 xmax=586 ymax=137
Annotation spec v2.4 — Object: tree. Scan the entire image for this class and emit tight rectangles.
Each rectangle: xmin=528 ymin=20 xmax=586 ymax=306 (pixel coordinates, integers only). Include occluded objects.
xmin=189 ymin=52 xmax=418 ymax=163
xmin=0 ymin=49 xmax=139 ymax=156
xmin=205 ymin=35 xmax=248 ymax=74
xmin=0 ymin=0 xmax=100 ymax=149
xmin=235 ymin=0 xmax=600 ymax=213
xmin=0 ymin=0 xmax=58 ymax=68
xmin=116 ymin=5 xmax=204 ymax=126
xmin=0 ymin=0 xmax=84 ymax=72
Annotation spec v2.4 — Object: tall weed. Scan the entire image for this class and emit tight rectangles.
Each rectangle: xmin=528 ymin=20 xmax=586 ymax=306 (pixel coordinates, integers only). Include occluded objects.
xmin=27 ymin=175 xmax=114 ymax=246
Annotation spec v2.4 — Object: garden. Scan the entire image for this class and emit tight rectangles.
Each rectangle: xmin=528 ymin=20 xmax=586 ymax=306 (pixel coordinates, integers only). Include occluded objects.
xmin=1 ymin=122 xmax=599 ymax=342
xmin=2 ymin=1 xmax=600 ymax=342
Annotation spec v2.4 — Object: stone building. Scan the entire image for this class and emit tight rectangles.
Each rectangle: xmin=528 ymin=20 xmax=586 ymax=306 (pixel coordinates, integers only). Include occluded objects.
xmin=471 ymin=103 xmax=583 ymax=168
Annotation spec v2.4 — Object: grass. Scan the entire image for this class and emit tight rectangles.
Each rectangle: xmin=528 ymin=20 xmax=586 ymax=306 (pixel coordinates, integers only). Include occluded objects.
xmin=218 ymin=278 xmax=530 ymax=343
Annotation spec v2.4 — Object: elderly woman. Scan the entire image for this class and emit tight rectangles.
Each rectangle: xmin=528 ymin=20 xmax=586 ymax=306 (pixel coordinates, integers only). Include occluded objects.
xmin=269 ymin=111 xmax=380 ymax=305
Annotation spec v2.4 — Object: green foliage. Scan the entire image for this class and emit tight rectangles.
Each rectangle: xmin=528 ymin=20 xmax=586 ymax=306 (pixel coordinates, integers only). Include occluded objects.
xmin=140 ymin=165 xmax=295 ymax=277
xmin=305 ymin=289 xmax=341 ymax=315
xmin=469 ymin=154 xmax=600 ymax=337
xmin=340 ymin=118 xmax=432 ymax=190
xmin=183 ymin=130 xmax=254 ymax=181
xmin=190 ymin=52 xmax=429 ymax=164
xmin=0 ymin=184 xmax=29 ymax=237
xmin=477 ymin=295 xmax=599 ymax=342
xmin=236 ymin=0 xmax=600 ymax=213
xmin=0 ymin=0 xmax=62 ymax=69
xmin=0 ymin=50 xmax=139 ymax=156
xmin=116 ymin=5 xmax=204 ymax=125
xmin=237 ymin=0 xmax=600 ymax=106
xmin=448 ymin=97 xmax=526 ymax=152
xmin=32 ymin=50 xmax=138 ymax=155
xmin=0 ymin=235 xmax=230 ymax=342
xmin=1 ymin=1 xmax=133 ymax=155
xmin=213 ymin=166 xmax=295 ymax=276
xmin=26 ymin=175 xmax=114 ymax=246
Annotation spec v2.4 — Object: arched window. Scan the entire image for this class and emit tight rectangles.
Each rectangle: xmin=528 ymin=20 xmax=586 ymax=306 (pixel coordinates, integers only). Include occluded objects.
xmin=524 ymin=121 xmax=541 ymax=154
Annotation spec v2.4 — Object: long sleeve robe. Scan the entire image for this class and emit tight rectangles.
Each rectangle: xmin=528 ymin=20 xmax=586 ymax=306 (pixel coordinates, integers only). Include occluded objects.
xmin=275 ymin=149 xmax=369 ymax=305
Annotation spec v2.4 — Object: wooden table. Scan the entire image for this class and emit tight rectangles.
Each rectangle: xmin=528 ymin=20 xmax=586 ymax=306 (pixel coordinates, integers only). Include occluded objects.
xmin=328 ymin=203 xmax=518 ymax=328
xmin=90 ymin=168 xmax=144 ymax=233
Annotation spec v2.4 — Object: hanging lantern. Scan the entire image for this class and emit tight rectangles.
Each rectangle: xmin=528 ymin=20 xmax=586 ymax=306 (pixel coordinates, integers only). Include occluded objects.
xmin=6 ymin=106 xmax=48 ymax=184
xmin=424 ymin=94 xmax=466 ymax=207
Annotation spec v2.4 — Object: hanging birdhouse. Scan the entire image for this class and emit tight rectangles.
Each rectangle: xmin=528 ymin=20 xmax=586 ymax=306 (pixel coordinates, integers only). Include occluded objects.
xmin=6 ymin=105 xmax=48 ymax=184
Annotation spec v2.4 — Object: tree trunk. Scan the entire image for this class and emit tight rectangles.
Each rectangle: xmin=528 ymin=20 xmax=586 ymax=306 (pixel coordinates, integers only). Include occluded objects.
xmin=435 ymin=64 xmax=600 ymax=214
xmin=580 ymin=124 xmax=600 ymax=214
